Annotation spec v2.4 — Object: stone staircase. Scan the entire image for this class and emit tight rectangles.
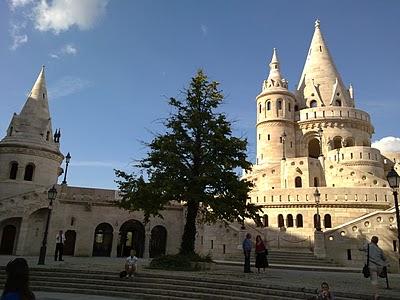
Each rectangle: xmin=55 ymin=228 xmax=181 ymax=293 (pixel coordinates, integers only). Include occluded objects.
xmin=0 ymin=267 xmax=361 ymax=300
xmin=223 ymin=249 xmax=340 ymax=268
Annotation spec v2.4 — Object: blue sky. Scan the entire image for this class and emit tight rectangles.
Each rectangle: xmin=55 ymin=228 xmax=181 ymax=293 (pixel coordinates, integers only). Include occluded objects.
xmin=1 ymin=0 xmax=400 ymax=189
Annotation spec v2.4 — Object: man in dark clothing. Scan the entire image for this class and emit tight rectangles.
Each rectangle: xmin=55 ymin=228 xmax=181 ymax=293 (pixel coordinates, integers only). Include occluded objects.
xmin=55 ymin=230 xmax=65 ymax=261
xmin=242 ymin=233 xmax=252 ymax=273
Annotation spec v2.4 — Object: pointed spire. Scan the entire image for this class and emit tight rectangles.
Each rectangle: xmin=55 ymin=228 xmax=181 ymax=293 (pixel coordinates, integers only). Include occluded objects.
xmin=262 ymin=48 xmax=288 ymax=91
xmin=297 ymin=20 xmax=353 ymax=107
xmin=20 ymin=65 xmax=50 ymax=120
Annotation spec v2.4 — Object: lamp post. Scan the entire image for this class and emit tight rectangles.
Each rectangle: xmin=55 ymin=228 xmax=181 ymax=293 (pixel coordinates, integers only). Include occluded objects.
xmin=314 ymin=187 xmax=321 ymax=231
xmin=386 ymin=167 xmax=400 ymax=266
xmin=38 ymin=185 xmax=58 ymax=265
xmin=318 ymin=126 xmax=323 ymax=157
xmin=282 ymin=132 xmax=287 ymax=160
xmin=62 ymin=152 xmax=71 ymax=185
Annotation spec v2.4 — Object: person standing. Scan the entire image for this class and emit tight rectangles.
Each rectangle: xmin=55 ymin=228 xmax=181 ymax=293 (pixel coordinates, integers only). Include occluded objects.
xmin=255 ymin=235 xmax=267 ymax=273
xmin=1 ymin=258 xmax=35 ymax=300
xmin=361 ymin=236 xmax=388 ymax=300
xmin=55 ymin=230 xmax=66 ymax=261
xmin=242 ymin=233 xmax=252 ymax=273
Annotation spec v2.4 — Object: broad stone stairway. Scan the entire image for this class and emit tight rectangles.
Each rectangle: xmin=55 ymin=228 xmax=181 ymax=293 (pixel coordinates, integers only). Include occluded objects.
xmin=0 ymin=267 xmax=361 ymax=300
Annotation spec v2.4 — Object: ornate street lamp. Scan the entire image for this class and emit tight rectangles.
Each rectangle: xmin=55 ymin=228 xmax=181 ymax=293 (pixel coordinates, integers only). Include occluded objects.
xmin=62 ymin=152 xmax=71 ymax=185
xmin=314 ymin=187 xmax=321 ymax=231
xmin=282 ymin=132 xmax=287 ymax=160
xmin=386 ymin=167 xmax=400 ymax=266
xmin=38 ymin=185 xmax=58 ymax=265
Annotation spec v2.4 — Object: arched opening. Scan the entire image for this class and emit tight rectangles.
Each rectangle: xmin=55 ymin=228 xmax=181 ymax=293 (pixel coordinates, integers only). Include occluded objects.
xmin=277 ymin=99 xmax=282 ymax=110
xmin=266 ymin=101 xmax=271 ymax=111
xmin=64 ymin=230 xmax=76 ymax=256
xmin=149 ymin=225 xmax=167 ymax=258
xmin=9 ymin=162 xmax=18 ymax=180
xmin=0 ymin=225 xmax=17 ymax=255
xmin=345 ymin=137 xmax=354 ymax=147
xmin=287 ymin=214 xmax=294 ymax=227
xmin=25 ymin=208 xmax=48 ymax=255
xmin=335 ymin=99 xmax=342 ymax=106
xmin=259 ymin=103 xmax=262 ymax=114
xmin=92 ymin=223 xmax=113 ymax=257
xmin=294 ymin=105 xmax=299 ymax=111
xmin=295 ymin=176 xmax=302 ymax=188
xmin=308 ymin=138 xmax=320 ymax=158
xmin=310 ymin=100 xmax=317 ymax=108
xmin=296 ymin=214 xmax=303 ymax=228
xmin=313 ymin=177 xmax=319 ymax=187
xmin=24 ymin=164 xmax=35 ymax=181
xmin=263 ymin=214 xmax=268 ymax=227
xmin=277 ymin=214 xmax=284 ymax=228
xmin=324 ymin=214 xmax=332 ymax=228
xmin=118 ymin=219 xmax=145 ymax=258
xmin=333 ymin=136 xmax=342 ymax=149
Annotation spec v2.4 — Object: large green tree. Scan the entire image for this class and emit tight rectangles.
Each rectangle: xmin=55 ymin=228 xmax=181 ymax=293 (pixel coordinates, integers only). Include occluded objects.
xmin=115 ymin=70 xmax=261 ymax=255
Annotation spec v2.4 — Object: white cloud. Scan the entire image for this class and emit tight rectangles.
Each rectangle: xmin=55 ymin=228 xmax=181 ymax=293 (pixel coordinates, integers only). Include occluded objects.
xmin=9 ymin=22 xmax=28 ymax=50
xmin=372 ymin=136 xmax=400 ymax=153
xmin=50 ymin=53 xmax=59 ymax=59
xmin=8 ymin=0 xmax=33 ymax=10
xmin=201 ymin=24 xmax=208 ymax=36
xmin=61 ymin=44 xmax=77 ymax=55
xmin=48 ymin=76 xmax=92 ymax=99
xmin=33 ymin=0 xmax=109 ymax=34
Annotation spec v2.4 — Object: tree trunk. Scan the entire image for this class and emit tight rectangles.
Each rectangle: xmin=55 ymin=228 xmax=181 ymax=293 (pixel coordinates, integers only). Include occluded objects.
xmin=180 ymin=200 xmax=199 ymax=255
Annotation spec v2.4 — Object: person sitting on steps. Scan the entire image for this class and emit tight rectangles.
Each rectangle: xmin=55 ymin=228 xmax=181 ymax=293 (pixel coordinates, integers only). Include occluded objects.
xmin=125 ymin=249 xmax=138 ymax=278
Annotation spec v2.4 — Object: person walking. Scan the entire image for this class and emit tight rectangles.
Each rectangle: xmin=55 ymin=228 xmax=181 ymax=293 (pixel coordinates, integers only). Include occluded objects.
xmin=255 ymin=235 xmax=267 ymax=273
xmin=1 ymin=258 xmax=35 ymax=300
xmin=54 ymin=230 xmax=66 ymax=261
xmin=242 ymin=233 xmax=252 ymax=273
xmin=361 ymin=236 xmax=388 ymax=300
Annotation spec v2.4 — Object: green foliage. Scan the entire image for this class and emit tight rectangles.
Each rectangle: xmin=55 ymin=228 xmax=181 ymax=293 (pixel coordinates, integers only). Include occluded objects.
xmin=149 ymin=254 xmax=213 ymax=271
xmin=115 ymin=70 xmax=262 ymax=254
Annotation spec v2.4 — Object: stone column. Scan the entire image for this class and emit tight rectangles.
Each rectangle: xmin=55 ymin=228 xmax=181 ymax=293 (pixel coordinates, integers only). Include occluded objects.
xmin=15 ymin=216 xmax=30 ymax=255
xmin=111 ymin=231 xmax=119 ymax=257
xmin=313 ymin=230 xmax=326 ymax=259
xmin=144 ymin=230 xmax=151 ymax=259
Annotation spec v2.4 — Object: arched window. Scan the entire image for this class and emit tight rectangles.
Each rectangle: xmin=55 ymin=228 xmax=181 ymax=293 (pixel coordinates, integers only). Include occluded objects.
xmin=9 ymin=162 xmax=18 ymax=180
xmin=259 ymin=103 xmax=262 ymax=114
xmin=335 ymin=99 xmax=342 ymax=106
xmin=333 ymin=136 xmax=342 ymax=149
xmin=263 ymin=214 xmax=269 ymax=227
xmin=313 ymin=177 xmax=319 ymax=187
xmin=277 ymin=99 xmax=282 ymax=110
xmin=46 ymin=131 xmax=50 ymax=141
xmin=296 ymin=214 xmax=303 ymax=227
xmin=288 ymin=103 xmax=291 ymax=112
xmin=308 ymin=138 xmax=320 ymax=158
xmin=294 ymin=105 xmax=299 ymax=111
xmin=24 ymin=164 xmax=35 ymax=181
xmin=295 ymin=176 xmax=302 ymax=188
xmin=287 ymin=214 xmax=294 ymax=227
xmin=277 ymin=214 xmax=284 ymax=227
xmin=310 ymin=100 xmax=317 ymax=108
xmin=324 ymin=214 xmax=332 ymax=228
xmin=267 ymin=101 xmax=271 ymax=111
xmin=345 ymin=137 xmax=354 ymax=147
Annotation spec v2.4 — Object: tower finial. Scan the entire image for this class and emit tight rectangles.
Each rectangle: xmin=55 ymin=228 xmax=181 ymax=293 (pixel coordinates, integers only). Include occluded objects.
xmin=315 ymin=19 xmax=320 ymax=29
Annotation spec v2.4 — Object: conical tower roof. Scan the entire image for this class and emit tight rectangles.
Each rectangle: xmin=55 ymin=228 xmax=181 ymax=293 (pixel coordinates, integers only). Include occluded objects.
xmin=262 ymin=48 xmax=288 ymax=91
xmin=297 ymin=20 xmax=353 ymax=107
xmin=1 ymin=66 xmax=59 ymax=152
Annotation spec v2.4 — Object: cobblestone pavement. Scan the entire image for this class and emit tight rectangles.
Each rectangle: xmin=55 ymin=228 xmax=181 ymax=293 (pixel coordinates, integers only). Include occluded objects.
xmin=1 ymin=256 xmax=399 ymax=299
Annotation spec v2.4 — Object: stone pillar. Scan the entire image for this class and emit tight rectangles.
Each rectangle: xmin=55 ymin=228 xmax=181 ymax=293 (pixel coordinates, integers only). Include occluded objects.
xmin=318 ymin=155 xmax=325 ymax=170
xmin=313 ymin=230 xmax=326 ymax=259
xmin=15 ymin=217 xmax=29 ymax=255
xmin=144 ymin=231 xmax=151 ymax=259
xmin=111 ymin=231 xmax=119 ymax=257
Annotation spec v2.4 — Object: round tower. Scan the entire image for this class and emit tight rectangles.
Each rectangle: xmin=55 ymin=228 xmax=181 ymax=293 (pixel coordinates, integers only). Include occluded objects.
xmin=256 ymin=49 xmax=296 ymax=165
xmin=0 ymin=67 xmax=64 ymax=198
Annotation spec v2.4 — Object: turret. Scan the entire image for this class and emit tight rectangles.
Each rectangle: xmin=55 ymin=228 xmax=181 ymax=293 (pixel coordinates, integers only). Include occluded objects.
xmin=297 ymin=20 xmax=354 ymax=109
xmin=0 ymin=67 xmax=63 ymax=196
xmin=256 ymin=49 xmax=296 ymax=165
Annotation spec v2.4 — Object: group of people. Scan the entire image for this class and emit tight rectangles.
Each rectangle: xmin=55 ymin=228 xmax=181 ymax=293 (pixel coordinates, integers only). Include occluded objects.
xmin=242 ymin=233 xmax=269 ymax=273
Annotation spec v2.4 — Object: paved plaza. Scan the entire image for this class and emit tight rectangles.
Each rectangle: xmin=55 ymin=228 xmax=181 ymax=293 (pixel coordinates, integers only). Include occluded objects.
xmin=1 ymin=255 xmax=399 ymax=299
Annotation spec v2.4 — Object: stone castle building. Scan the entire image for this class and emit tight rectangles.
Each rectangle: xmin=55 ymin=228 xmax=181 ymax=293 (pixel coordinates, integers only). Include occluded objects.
xmin=0 ymin=21 xmax=399 ymax=271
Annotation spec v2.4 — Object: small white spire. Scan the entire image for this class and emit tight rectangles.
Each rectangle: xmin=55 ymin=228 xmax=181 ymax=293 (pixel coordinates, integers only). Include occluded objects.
xmin=315 ymin=19 xmax=321 ymax=29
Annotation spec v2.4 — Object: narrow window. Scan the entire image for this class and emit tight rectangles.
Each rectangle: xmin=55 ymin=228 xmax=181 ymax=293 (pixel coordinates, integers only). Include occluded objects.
xmin=9 ymin=126 xmax=13 ymax=136
xmin=313 ymin=177 xmax=319 ymax=187
xmin=290 ymin=141 xmax=293 ymax=148
xmin=314 ymin=111 xmax=317 ymax=118
xmin=394 ymin=240 xmax=398 ymax=252
xmin=267 ymin=134 xmax=270 ymax=141
xmin=319 ymin=45 xmax=322 ymax=52
xmin=295 ymin=176 xmax=302 ymax=188
xmin=287 ymin=214 xmax=294 ymax=227
xmin=324 ymin=214 xmax=332 ymax=228
xmin=43 ymin=93 xmax=46 ymax=99
xmin=258 ymin=134 xmax=261 ymax=140
xmin=211 ymin=240 xmax=214 ymax=249
xmin=263 ymin=215 xmax=268 ymax=227
xmin=310 ymin=100 xmax=317 ymax=108
xmin=295 ymin=105 xmax=299 ymax=111
xmin=350 ymin=153 xmax=353 ymax=159
xmin=267 ymin=101 xmax=271 ymax=111
xmin=9 ymin=162 xmax=18 ymax=180
xmin=278 ymin=100 xmax=282 ymax=110
xmin=278 ymin=214 xmax=284 ymax=227
xmin=280 ymin=137 xmax=282 ymax=143
xmin=296 ymin=214 xmax=303 ymax=227
xmin=24 ymin=164 xmax=35 ymax=181
xmin=335 ymin=99 xmax=342 ymax=106
xmin=70 ymin=217 xmax=75 ymax=226
xmin=46 ymin=131 xmax=50 ymax=141
xmin=288 ymin=103 xmax=291 ymax=112
xmin=223 ymin=244 xmax=226 ymax=254
xmin=306 ymin=113 xmax=308 ymax=120
xmin=347 ymin=249 xmax=352 ymax=260
xmin=259 ymin=103 xmax=262 ymax=114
